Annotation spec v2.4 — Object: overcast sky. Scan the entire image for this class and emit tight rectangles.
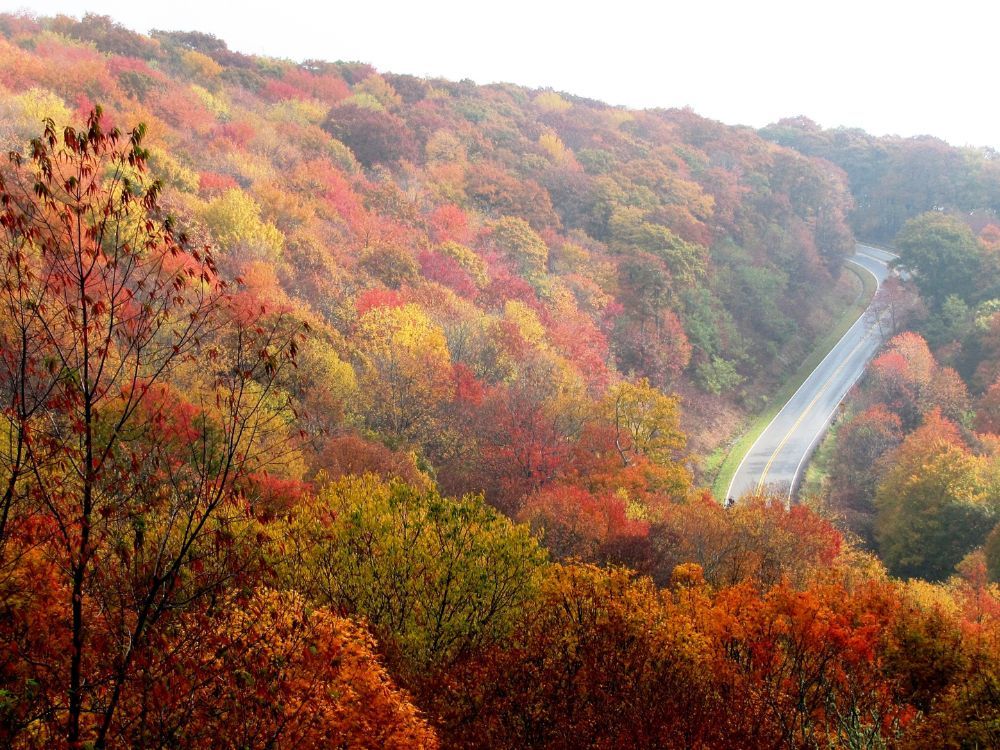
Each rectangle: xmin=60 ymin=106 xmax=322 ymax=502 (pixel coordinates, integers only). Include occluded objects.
xmin=6 ymin=0 xmax=999 ymax=149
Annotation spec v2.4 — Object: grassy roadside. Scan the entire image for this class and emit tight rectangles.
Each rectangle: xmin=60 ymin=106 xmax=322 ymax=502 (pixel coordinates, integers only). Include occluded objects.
xmin=708 ymin=264 xmax=878 ymax=499
xmin=799 ymin=418 xmax=840 ymax=499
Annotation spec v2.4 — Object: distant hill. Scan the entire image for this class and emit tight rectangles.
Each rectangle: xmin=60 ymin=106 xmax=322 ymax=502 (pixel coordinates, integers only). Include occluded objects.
xmin=762 ymin=115 xmax=1000 ymax=242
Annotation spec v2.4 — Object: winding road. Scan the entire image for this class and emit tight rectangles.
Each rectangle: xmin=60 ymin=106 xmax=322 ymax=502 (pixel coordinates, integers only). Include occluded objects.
xmin=726 ymin=243 xmax=897 ymax=502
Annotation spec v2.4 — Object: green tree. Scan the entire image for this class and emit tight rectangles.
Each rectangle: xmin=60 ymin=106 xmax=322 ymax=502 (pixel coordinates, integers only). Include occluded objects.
xmin=608 ymin=206 xmax=706 ymax=288
xmin=694 ymin=355 xmax=744 ymax=395
xmin=282 ymin=475 xmax=547 ymax=672
xmin=985 ymin=523 xmax=1000 ymax=583
xmin=895 ymin=212 xmax=982 ymax=308
xmin=488 ymin=216 xmax=549 ymax=281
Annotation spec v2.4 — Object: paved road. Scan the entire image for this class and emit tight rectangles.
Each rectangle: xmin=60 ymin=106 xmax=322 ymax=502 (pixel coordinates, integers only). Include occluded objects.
xmin=725 ymin=244 xmax=896 ymax=503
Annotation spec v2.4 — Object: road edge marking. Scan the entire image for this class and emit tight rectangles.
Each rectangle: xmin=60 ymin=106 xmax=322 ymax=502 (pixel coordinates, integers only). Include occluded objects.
xmin=784 ymin=256 xmax=885 ymax=500
xmin=755 ymin=332 xmax=872 ymax=492
xmin=724 ymin=247 xmax=889 ymax=501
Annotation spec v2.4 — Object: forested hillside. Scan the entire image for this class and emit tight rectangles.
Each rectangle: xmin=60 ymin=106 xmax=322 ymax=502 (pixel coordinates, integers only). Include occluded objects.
xmin=762 ymin=116 xmax=1000 ymax=242
xmin=803 ymin=210 xmax=1000 ymax=584
xmin=1 ymin=13 xmax=999 ymax=749
xmin=0 ymin=12 xmax=862 ymax=479
xmin=760 ymin=111 xmax=1000 ymax=591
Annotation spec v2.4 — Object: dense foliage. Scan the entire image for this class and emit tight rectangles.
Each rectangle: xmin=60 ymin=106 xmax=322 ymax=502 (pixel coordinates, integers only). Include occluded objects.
xmin=815 ymin=219 xmax=1000 ymax=583
xmin=762 ymin=116 xmax=1000 ymax=243
xmin=765 ymin=122 xmax=1000 ymax=587
xmin=0 ymin=11 xmax=861 ymax=480
xmin=0 ymin=12 xmax=998 ymax=749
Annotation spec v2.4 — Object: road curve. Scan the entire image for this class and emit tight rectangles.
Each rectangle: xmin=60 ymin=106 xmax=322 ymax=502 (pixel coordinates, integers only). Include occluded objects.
xmin=725 ymin=244 xmax=896 ymax=503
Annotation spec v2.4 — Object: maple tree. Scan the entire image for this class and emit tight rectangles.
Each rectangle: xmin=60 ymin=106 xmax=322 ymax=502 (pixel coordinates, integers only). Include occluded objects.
xmin=117 ymin=587 xmax=439 ymax=749
xmin=517 ymin=484 xmax=648 ymax=562
xmin=708 ymin=579 xmax=912 ymax=748
xmin=648 ymin=494 xmax=844 ymax=589
xmin=863 ymin=331 xmax=968 ymax=429
xmin=0 ymin=109 xmax=301 ymax=747
xmin=433 ymin=563 xmax=717 ymax=749
xmin=322 ymin=102 xmax=416 ymax=169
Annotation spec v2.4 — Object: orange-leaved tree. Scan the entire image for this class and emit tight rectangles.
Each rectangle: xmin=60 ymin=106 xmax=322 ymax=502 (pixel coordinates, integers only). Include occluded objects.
xmin=0 ymin=108 xmax=302 ymax=748
xmin=119 ymin=588 xmax=440 ymax=749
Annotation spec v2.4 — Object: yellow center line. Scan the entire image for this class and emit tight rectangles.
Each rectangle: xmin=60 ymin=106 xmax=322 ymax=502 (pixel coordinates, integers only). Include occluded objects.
xmin=754 ymin=333 xmax=871 ymax=493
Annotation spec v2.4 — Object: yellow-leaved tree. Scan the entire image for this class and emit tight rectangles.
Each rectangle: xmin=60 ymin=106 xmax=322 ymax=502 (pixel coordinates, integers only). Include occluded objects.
xmin=354 ymin=303 xmax=452 ymax=446
xmin=605 ymin=378 xmax=692 ymax=498
xmin=201 ymin=187 xmax=285 ymax=262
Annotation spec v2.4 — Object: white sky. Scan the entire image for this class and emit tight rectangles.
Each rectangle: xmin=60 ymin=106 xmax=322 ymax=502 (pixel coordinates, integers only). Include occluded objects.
xmin=6 ymin=0 xmax=1000 ymax=149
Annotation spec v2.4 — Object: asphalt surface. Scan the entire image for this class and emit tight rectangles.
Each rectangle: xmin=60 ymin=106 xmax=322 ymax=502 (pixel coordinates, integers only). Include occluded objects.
xmin=726 ymin=244 xmax=896 ymax=503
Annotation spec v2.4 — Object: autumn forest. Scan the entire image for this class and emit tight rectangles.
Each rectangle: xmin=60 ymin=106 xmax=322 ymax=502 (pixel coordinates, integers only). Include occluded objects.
xmin=1 ymin=12 xmax=1000 ymax=749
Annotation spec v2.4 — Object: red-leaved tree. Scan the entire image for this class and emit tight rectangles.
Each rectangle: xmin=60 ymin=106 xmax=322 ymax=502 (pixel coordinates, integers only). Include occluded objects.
xmin=0 ymin=108 xmax=303 ymax=748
